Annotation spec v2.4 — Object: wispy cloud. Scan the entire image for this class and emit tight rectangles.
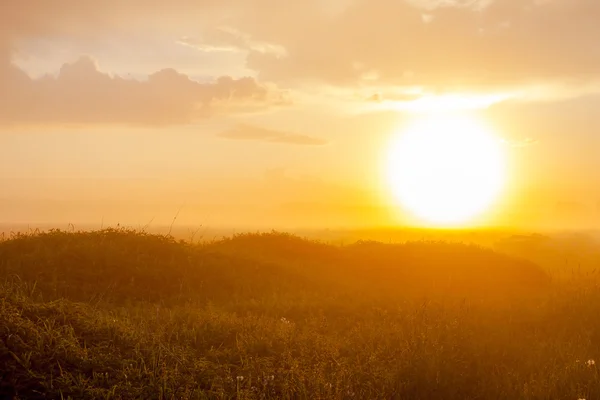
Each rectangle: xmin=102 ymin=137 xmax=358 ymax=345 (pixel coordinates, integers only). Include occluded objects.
xmin=175 ymin=39 xmax=240 ymax=54
xmin=502 ymin=137 xmax=539 ymax=148
xmin=217 ymin=124 xmax=328 ymax=146
xmin=177 ymin=27 xmax=287 ymax=58
xmin=268 ymin=134 xmax=329 ymax=146
xmin=405 ymin=0 xmax=495 ymax=11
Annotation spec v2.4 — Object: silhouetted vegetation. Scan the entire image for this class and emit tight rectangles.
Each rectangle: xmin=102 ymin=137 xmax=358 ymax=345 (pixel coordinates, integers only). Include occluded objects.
xmin=1 ymin=229 xmax=599 ymax=399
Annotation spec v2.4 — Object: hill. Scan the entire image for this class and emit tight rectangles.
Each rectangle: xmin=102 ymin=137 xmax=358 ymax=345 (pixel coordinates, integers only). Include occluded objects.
xmin=0 ymin=229 xmax=598 ymax=399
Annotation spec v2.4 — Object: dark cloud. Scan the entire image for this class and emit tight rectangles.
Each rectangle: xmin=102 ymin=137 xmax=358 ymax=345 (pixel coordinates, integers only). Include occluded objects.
xmin=217 ymin=124 xmax=328 ymax=145
xmin=0 ymin=56 xmax=282 ymax=126
xmin=0 ymin=0 xmax=283 ymax=126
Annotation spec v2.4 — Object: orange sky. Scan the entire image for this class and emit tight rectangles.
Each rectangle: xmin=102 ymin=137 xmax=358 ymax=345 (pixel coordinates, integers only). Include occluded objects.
xmin=1 ymin=0 xmax=599 ymax=229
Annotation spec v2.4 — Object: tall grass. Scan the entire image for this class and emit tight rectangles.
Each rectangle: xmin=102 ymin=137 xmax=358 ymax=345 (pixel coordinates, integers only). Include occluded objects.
xmin=0 ymin=228 xmax=599 ymax=399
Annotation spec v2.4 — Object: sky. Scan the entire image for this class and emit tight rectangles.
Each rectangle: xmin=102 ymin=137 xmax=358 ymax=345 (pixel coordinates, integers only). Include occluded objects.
xmin=1 ymin=0 xmax=599 ymax=230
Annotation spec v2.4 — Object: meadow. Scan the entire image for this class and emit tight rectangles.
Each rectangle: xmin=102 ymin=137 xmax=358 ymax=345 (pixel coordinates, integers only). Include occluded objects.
xmin=1 ymin=228 xmax=600 ymax=399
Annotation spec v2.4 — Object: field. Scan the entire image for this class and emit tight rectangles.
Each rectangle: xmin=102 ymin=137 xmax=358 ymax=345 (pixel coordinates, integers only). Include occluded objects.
xmin=1 ymin=228 xmax=600 ymax=399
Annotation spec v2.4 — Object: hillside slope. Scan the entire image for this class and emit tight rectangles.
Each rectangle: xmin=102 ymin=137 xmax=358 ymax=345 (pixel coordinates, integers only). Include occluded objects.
xmin=0 ymin=229 xmax=550 ymax=306
xmin=2 ymin=230 xmax=595 ymax=400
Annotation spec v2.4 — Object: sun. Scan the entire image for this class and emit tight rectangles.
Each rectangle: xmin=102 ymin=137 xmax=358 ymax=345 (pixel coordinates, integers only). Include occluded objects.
xmin=386 ymin=115 xmax=507 ymax=226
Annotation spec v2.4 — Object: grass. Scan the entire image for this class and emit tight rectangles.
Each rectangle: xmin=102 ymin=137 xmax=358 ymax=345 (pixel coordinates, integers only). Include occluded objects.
xmin=0 ymin=228 xmax=599 ymax=399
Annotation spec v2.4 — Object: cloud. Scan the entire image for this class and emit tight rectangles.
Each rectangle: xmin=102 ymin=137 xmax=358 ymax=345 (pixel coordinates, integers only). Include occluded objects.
xmin=365 ymin=91 xmax=428 ymax=104
xmin=405 ymin=0 xmax=495 ymax=11
xmin=177 ymin=27 xmax=287 ymax=58
xmin=0 ymin=56 xmax=283 ymax=126
xmin=483 ymin=92 xmax=600 ymax=143
xmin=0 ymin=1 xmax=285 ymax=126
xmin=175 ymin=38 xmax=240 ymax=54
xmin=240 ymin=0 xmax=600 ymax=92
xmin=504 ymin=138 xmax=539 ymax=148
xmin=2 ymin=0 xmax=600 ymax=113
xmin=217 ymin=124 xmax=328 ymax=145
xmin=498 ymin=136 xmax=539 ymax=148
xmin=268 ymin=134 xmax=329 ymax=146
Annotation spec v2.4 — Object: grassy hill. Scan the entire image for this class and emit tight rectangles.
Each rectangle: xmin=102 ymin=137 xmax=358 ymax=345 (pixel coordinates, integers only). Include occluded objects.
xmin=0 ymin=229 xmax=599 ymax=399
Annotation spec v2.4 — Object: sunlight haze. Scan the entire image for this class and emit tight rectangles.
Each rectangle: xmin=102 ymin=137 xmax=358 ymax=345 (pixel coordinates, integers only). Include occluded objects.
xmin=3 ymin=2 xmax=600 ymax=399
xmin=1 ymin=0 xmax=599 ymax=230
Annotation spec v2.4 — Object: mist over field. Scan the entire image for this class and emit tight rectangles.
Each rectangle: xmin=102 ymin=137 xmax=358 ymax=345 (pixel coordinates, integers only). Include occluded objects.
xmin=0 ymin=226 xmax=599 ymax=399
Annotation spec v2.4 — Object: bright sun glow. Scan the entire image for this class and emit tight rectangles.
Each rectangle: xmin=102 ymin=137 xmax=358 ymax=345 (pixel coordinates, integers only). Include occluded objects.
xmin=387 ymin=115 xmax=506 ymax=226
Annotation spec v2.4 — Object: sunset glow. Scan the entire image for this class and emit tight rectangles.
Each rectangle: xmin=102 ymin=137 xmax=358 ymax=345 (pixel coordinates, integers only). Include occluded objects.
xmin=3 ymin=1 xmax=600 ymax=398
xmin=0 ymin=0 xmax=599 ymax=230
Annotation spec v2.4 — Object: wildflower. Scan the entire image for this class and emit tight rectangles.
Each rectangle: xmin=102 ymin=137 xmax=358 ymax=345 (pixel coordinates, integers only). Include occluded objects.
xmin=586 ymin=359 xmax=596 ymax=367
xmin=280 ymin=317 xmax=290 ymax=324
xmin=236 ymin=376 xmax=244 ymax=381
